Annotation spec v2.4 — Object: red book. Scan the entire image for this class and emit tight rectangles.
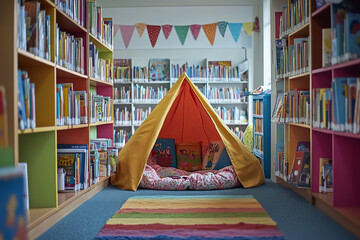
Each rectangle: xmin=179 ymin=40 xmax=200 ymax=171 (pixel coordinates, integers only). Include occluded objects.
xmin=275 ymin=12 xmax=283 ymax=39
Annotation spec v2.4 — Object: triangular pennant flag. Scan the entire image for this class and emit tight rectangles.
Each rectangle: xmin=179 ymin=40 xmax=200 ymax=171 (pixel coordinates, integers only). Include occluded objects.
xmin=119 ymin=25 xmax=135 ymax=49
xmin=228 ymin=23 xmax=242 ymax=43
xmin=217 ymin=21 xmax=228 ymax=37
xmin=147 ymin=25 xmax=161 ymax=48
xmin=162 ymin=25 xmax=173 ymax=40
xmin=136 ymin=23 xmax=146 ymax=37
xmin=114 ymin=24 xmax=121 ymax=37
xmin=243 ymin=22 xmax=255 ymax=35
xmin=190 ymin=24 xmax=201 ymax=40
xmin=174 ymin=25 xmax=189 ymax=46
xmin=202 ymin=23 xmax=217 ymax=46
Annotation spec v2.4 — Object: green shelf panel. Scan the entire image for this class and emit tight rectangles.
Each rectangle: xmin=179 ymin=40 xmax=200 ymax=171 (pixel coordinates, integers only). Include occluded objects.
xmin=0 ymin=147 xmax=14 ymax=167
xmin=19 ymin=131 xmax=57 ymax=208
xmin=90 ymin=126 xmax=97 ymax=139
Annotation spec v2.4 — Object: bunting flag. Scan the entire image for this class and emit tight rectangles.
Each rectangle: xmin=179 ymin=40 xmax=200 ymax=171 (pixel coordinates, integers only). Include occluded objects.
xmin=147 ymin=25 xmax=161 ymax=48
xmin=243 ymin=22 xmax=255 ymax=36
xmin=162 ymin=25 xmax=173 ymax=40
xmin=228 ymin=23 xmax=242 ymax=43
xmin=190 ymin=24 xmax=201 ymax=40
xmin=136 ymin=23 xmax=146 ymax=37
xmin=202 ymin=23 xmax=217 ymax=46
xmin=114 ymin=24 xmax=121 ymax=37
xmin=217 ymin=21 xmax=228 ymax=37
xmin=174 ymin=25 xmax=189 ymax=46
xmin=119 ymin=25 xmax=135 ymax=49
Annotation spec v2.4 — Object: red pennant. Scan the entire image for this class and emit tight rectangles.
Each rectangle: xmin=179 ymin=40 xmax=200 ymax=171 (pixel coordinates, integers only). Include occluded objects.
xmin=190 ymin=24 xmax=201 ymax=40
xmin=162 ymin=25 xmax=173 ymax=39
xmin=147 ymin=25 xmax=161 ymax=48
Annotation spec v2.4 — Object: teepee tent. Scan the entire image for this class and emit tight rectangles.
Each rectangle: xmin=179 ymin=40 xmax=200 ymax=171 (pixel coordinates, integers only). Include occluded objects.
xmin=111 ymin=73 xmax=265 ymax=191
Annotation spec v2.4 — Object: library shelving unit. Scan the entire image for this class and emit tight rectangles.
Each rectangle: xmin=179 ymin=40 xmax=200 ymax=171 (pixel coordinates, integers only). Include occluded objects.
xmin=310 ymin=1 xmax=360 ymax=237
xmin=0 ymin=0 xmax=114 ymax=238
xmin=252 ymin=92 xmax=271 ymax=178
xmin=113 ymin=58 xmax=249 ymax=150
xmin=273 ymin=0 xmax=360 ymax=237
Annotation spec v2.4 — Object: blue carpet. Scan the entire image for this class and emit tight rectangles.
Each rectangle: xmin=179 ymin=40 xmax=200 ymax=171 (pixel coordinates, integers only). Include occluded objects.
xmin=36 ymin=180 xmax=357 ymax=240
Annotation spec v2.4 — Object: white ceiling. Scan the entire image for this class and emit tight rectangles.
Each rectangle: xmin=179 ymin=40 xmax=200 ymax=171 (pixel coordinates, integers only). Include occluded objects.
xmin=97 ymin=0 xmax=260 ymax=8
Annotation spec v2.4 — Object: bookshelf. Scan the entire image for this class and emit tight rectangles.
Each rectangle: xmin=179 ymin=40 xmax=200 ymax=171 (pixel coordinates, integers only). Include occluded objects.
xmin=113 ymin=58 xmax=249 ymax=149
xmin=272 ymin=0 xmax=360 ymax=237
xmin=0 ymin=0 xmax=114 ymax=238
xmin=252 ymin=92 xmax=271 ymax=178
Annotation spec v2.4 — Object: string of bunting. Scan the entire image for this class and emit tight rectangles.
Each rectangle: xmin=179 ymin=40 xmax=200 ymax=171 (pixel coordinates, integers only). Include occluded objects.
xmin=114 ymin=18 xmax=259 ymax=48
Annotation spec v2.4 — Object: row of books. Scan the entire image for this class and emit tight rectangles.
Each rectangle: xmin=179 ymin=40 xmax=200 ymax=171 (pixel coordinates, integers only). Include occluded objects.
xmin=114 ymin=87 xmax=131 ymax=103
xmin=55 ymin=0 xmax=86 ymax=28
xmin=89 ymin=0 xmax=113 ymax=48
xmin=313 ymin=77 xmax=360 ymax=134
xmin=208 ymin=65 xmax=247 ymax=80
xmin=56 ymin=84 xmax=87 ymax=126
xmin=89 ymin=43 xmax=113 ymax=82
xmin=133 ymin=66 xmax=149 ymax=80
xmin=213 ymin=106 xmax=247 ymax=123
xmin=279 ymin=0 xmax=310 ymax=38
xmin=207 ymin=87 xmax=247 ymax=102
xmin=55 ymin=26 xmax=85 ymax=74
xmin=171 ymin=63 xmax=207 ymax=79
xmin=319 ymin=158 xmax=333 ymax=193
xmin=114 ymin=66 xmax=131 ymax=80
xmin=253 ymin=100 xmax=263 ymax=116
xmin=272 ymin=89 xmax=311 ymax=125
xmin=253 ymin=134 xmax=263 ymax=155
xmin=18 ymin=70 xmax=36 ymax=130
xmin=331 ymin=4 xmax=360 ymax=65
xmin=113 ymin=129 xmax=132 ymax=148
xmin=275 ymin=38 xmax=310 ymax=78
xmin=89 ymin=93 xmax=112 ymax=124
xmin=254 ymin=118 xmax=263 ymax=134
xmin=230 ymin=127 xmax=244 ymax=140
xmin=132 ymin=85 xmax=168 ymax=102
xmin=289 ymin=141 xmax=310 ymax=189
xmin=133 ymin=107 xmax=153 ymax=124
xmin=17 ymin=1 xmax=51 ymax=61
xmin=114 ymin=107 xmax=132 ymax=125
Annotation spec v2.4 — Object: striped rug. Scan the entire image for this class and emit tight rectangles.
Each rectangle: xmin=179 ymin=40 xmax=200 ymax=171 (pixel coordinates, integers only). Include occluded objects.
xmin=95 ymin=195 xmax=284 ymax=240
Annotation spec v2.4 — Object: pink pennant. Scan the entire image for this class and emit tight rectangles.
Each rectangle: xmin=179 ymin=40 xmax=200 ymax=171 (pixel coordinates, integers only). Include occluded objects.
xmin=147 ymin=25 xmax=161 ymax=48
xmin=114 ymin=24 xmax=121 ymax=36
xmin=162 ymin=25 xmax=173 ymax=39
xmin=120 ymin=25 xmax=135 ymax=49
xmin=190 ymin=24 xmax=201 ymax=40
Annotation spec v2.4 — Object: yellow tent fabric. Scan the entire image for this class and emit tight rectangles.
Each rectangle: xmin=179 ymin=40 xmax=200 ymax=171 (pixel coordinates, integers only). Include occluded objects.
xmin=111 ymin=73 xmax=265 ymax=191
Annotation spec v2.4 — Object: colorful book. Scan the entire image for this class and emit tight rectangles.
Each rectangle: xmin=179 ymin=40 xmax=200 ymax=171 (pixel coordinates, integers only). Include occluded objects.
xmin=148 ymin=59 xmax=170 ymax=81
xmin=322 ymin=28 xmax=332 ymax=67
xmin=24 ymin=1 xmax=40 ymax=55
xmin=57 ymin=152 xmax=80 ymax=192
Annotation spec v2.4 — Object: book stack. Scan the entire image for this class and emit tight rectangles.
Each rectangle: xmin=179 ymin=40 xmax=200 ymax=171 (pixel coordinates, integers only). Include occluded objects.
xmin=57 ymin=144 xmax=89 ymax=192
xmin=313 ymin=77 xmax=360 ymax=133
xmin=89 ymin=1 xmax=113 ymax=48
xmin=207 ymin=87 xmax=247 ymax=103
xmin=171 ymin=63 xmax=207 ymax=81
xmin=56 ymin=84 xmax=87 ymax=126
xmin=114 ymin=107 xmax=132 ymax=126
xmin=133 ymin=107 xmax=152 ymax=125
xmin=114 ymin=129 xmax=132 ymax=148
xmin=213 ymin=106 xmax=247 ymax=124
xmin=114 ymin=59 xmax=131 ymax=82
xmin=89 ymin=43 xmax=113 ymax=82
xmin=18 ymin=70 xmax=36 ymax=130
xmin=89 ymin=93 xmax=112 ymax=124
xmin=55 ymin=26 xmax=84 ymax=74
xmin=17 ymin=1 xmax=51 ymax=60
xmin=132 ymin=85 xmax=168 ymax=103
xmin=279 ymin=0 xmax=310 ymax=38
xmin=133 ymin=66 xmax=149 ymax=81
xmin=55 ymin=0 xmax=86 ymax=28
xmin=331 ymin=3 xmax=360 ymax=65
xmin=114 ymin=86 xmax=131 ymax=103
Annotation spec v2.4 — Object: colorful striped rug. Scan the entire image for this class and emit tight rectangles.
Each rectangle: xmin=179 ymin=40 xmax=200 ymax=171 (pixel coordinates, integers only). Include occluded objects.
xmin=95 ymin=195 xmax=284 ymax=240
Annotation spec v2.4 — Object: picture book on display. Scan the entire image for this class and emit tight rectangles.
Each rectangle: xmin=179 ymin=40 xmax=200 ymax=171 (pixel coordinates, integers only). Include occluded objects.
xmin=57 ymin=152 xmax=80 ymax=192
xmin=319 ymin=158 xmax=332 ymax=193
xmin=289 ymin=141 xmax=310 ymax=188
xmin=148 ymin=59 xmax=170 ymax=81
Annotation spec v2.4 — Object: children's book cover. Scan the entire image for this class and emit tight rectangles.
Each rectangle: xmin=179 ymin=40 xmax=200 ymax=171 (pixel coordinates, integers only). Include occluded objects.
xmin=148 ymin=58 xmax=170 ymax=81
xmin=319 ymin=158 xmax=332 ymax=192
xmin=297 ymin=151 xmax=311 ymax=189
xmin=57 ymin=152 xmax=80 ymax=192
xmin=323 ymin=163 xmax=333 ymax=192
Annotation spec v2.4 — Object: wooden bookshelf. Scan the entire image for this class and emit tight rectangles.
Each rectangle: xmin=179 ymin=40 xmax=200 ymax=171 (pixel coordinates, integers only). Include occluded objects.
xmin=0 ymin=0 xmax=114 ymax=238
xmin=273 ymin=0 xmax=360 ymax=238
